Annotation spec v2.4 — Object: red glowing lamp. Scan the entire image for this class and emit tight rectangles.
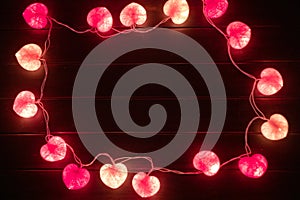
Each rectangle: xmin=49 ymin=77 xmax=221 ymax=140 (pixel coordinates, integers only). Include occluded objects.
xmin=63 ymin=164 xmax=90 ymax=190
xmin=23 ymin=3 xmax=48 ymax=29
xmin=132 ymin=172 xmax=160 ymax=198
xmin=87 ymin=7 xmax=113 ymax=33
xmin=163 ymin=0 xmax=190 ymax=24
xmin=15 ymin=43 xmax=42 ymax=71
xmin=40 ymin=136 xmax=67 ymax=162
xmin=257 ymin=68 xmax=283 ymax=96
xmin=203 ymin=0 xmax=228 ymax=19
xmin=13 ymin=91 xmax=38 ymax=118
xmin=238 ymin=154 xmax=268 ymax=178
xmin=261 ymin=114 xmax=288 ymax=140
xmin=120 ymin=2 xmax=147 ymax=27
xmin=227 ymin=21 xmax=251 ymax=49
xmin=193 ymin=150 xmax=220 ymax=176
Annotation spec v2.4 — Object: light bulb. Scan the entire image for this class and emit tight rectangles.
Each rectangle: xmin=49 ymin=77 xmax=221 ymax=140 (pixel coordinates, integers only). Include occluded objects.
xmin=261 ymin=114 xmax=288 ymax=140
xmin=40 ymin=136 xmax=67 ymax=162
xmin=15 ymin=43 xmax=42 ymax=71
xmin=163 ymin=0 xmax=189 ymax=24
xmin=23 ymin=3 xmax=48 ymax=29
xmin=62 ymin=164 xmax=90 ymax=190
xmin=132 ymin=172 xmax=160 ymax=198
xmin=99 ymin=163 xmax=128 ymax=189
xmin=227 ymin=21 xmax=251 ymax=49
xmin=193 ymin=150 xmax=220 ymax=176
xmin=257 ymin=68 xmax=283 ymax=96
xmin=13 ymin=91 xmax=38 ymax=118
xmin=120 ymin=2 xmax=147 ymax=27
xmin=203 ymin=0 xmax=228 ymax=19
xmin=239 ymin=154 xmax=268 ymax=178
xmin=87 ymin=7 xmax=113 ymax=33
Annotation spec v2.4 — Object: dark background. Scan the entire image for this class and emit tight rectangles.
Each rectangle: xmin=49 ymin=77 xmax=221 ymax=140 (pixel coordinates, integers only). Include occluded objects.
xmin=1 ymin=0 xmax=300 ymax=199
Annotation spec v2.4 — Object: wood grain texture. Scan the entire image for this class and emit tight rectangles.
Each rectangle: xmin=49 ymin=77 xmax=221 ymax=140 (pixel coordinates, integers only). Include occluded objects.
xmin=1 ymin=0 xmax=299 ymax=199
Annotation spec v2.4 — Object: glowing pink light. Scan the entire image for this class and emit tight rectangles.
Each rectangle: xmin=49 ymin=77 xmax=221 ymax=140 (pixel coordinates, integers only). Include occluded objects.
xmin=193 ymin=150 xmax=220 ymax=176
xmin=238 ymin=154 xmax=268 ymax=178
xmin=227 ymin=21 xmax=251 ymax=49
xmin=261 ymin=114 xmax=288 ymax=140
xmin=23 ymin=3 xmax=48 ymax=29
xmin=203 ymin=0 xmax=228 ymax=19
xmin=163 ymin=0 xmax=190 ymax=24
xmin=100 ymin=163 xmax=128 ymax=189
xmin=257 ymin=68 xmax=283 ymax=96
xmin=87 ymin=7 xmax=113 ymax=33
xmin=63 ymin=164 xmax=90 ymax=190
xmin=40 ymin=136 xmax=67 ymax=162
xmin=13 ymin=91 xmax=38 ymax=118
xmin=15 ymin=43 xmax=42 ymax=71
xmin=120 ymin=2 xmax=147 ymax=27
xmin=132 ymin=172 xmax=160 ymax=198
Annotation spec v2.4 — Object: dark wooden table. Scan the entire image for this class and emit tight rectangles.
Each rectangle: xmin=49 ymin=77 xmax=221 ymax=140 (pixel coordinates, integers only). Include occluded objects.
xmin=1 ymin=0 xmax=299 ymax=199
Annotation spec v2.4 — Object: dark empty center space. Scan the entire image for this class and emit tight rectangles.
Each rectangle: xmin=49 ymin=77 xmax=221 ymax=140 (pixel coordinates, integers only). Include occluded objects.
xmin=95 ymin=48 xmax=211 ymax=153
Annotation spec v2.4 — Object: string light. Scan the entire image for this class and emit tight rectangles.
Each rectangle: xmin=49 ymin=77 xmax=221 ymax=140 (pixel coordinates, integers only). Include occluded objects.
xmin=226 ymin=21 xmax=251 ymax=49
xmin=23 ymin=3 xmax=48 ymax=29
xmin=99 ymin=163 xmax=128 ymax=189
xmin=120 ymin=2 xmax=147 ymax=27
xmin=132 ymin=172 xmax=160 ymax=198
xmin=40 ymin=136 xmax=67 ymax=162
xmin=14 ymin=1 xmax=289 ymax=198
xmin=193 ymin=150 xmax=220 ymax=176
xmin=257 ymin=68 xmax=283 ymax=96
xmin=203 ymin=0 xmax=228 ymax=19
xmin=13 ymin=91 xmax=38 ymax=118
xmin=238 ymin=154 xmax=268 ymax=178
xmin=163 ymin=0 xmax=190 ymax=24
xmin=87 ymin=7 xmax=113 ymax=33
xmin=261 ymin=114 xmax=288 ymax=140
xmin=15 ymin=43 xmax=42 ymax=71
xmin=62 ymin=163 xmax=91 ymax=190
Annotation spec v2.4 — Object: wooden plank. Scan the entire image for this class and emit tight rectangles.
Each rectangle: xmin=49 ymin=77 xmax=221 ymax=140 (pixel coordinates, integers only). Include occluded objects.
xmin=0 ymin=133 xmax=298 ymax=170
xmin=1 ymin=60 xmax=299 ymax=97
xmin=1 ymin=170 xmax=299 ymax=199
xmin=1 ymin=98 xmax=298 ymax=132
xmin=1 ymin=27 xmax=300 ymax=66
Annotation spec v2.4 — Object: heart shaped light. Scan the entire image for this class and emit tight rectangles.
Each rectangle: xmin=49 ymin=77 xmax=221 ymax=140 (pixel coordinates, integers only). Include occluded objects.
xmin=13 ymin=91 xmax=38 ymax=118
xmin=193 ymin=150 xmax=220 ymax=176
xmin=132 ymin=172 xmax=160 ymax=198
xmin=203 ymin=0 xmax=229 ymax=19
xmin=87 ymin=7 xmax=113 ymax=33
xmin=257 ymin=68 xmax=283 ymax=96
xmin=62 ymin=164 xmax=90 ymax=190
xmin=120 ymin=2 xmax=147 ymax=27
xmin=227 ymin=21 xmax=251 ymax=49
xmin=238 ymin=154 xmax=268 ymax=178
xmin=163 ymin=0 xmax=189 ymax=24
xmin=23 ymin=3 xmax=48 ymax=29
xmin=99 ymin=163 xmax=128 ymax=189
xmin=15 ymin=43 xmax=42 ymax=71
xmin=261 ymin=114 xmax=288 ymax=140
xmin=40 ymin=136 xmax=67 ymax=162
